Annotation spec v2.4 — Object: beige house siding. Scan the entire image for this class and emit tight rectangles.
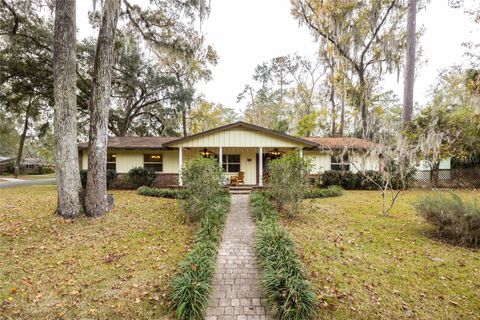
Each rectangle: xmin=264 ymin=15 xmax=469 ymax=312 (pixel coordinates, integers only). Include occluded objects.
xmin=81 ymin=150 xmax=179 ymax=174
xmin=304 ymin=152 xmax=331 ymax=174
xmin=169 ymin=128 xmax=305 ymax=148
xmin=350 ymin=152 xmax=380 ymax=172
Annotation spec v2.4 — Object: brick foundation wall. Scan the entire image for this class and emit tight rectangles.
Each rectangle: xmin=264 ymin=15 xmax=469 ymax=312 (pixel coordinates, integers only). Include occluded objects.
xmin=154 ymin=173 xmax=179 ymax=188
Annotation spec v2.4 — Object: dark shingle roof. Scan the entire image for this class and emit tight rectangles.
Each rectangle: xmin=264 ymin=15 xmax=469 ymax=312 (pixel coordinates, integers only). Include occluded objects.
xmin=303 ymin=137 xmax=378 ymax=150
xmin=78 ymin=136 xmax=179 ymax=150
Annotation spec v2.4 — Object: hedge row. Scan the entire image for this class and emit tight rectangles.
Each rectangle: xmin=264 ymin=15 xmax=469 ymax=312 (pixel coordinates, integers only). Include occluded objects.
xmin=250 ymin=193 xmax=317 ymax=320
xmin=304 ymin=185 xmax=344 ymax=199
xmin=137 ymin=186 xmax=189 ymax=199
xmin=170 ymin=192 xmax=230 ymax=319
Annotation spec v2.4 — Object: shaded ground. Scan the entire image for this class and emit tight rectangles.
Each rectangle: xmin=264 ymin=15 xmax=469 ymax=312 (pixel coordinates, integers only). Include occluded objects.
xmin=0 ymin=186 xmax=194 ymax=319
xmin=283 ymin=190 xmax=480 ymax=320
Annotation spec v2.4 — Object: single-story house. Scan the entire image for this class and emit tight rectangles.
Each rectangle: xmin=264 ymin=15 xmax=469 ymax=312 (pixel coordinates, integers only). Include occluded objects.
xmin=0 ymin=157 xmax=55 ymax=174
xmin=78 ymin=121 xmax=380 ymax=187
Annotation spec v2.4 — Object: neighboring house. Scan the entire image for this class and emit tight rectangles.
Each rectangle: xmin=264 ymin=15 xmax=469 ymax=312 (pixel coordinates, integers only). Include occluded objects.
xmin=0 ymin=157 xmax=55 ymax=174
xmin=78 ymin=121 xmax=380 ymax=187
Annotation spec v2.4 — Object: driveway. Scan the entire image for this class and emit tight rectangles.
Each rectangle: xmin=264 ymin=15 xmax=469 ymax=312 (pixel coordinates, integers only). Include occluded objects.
xmin=0 ymin=178 xmax=56 ymax=189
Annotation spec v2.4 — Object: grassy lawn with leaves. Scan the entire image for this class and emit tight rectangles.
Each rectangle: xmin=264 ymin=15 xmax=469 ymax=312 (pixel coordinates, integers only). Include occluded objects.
xmin=282 ymin=190 xmax=480 ymax=320
xmin=0 ymin=186 xmax=194 ymax=319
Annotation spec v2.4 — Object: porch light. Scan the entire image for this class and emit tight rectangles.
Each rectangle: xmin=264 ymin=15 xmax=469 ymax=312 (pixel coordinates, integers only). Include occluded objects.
xmin=200 ymin=148 xmax=215 ymax=157
xmin=270 ymin=148 xmax=282 ymax=156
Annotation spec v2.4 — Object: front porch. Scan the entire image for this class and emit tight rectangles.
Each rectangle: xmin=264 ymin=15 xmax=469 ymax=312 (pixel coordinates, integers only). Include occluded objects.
xmin=177 ymin=146 xmax=302 ymax=187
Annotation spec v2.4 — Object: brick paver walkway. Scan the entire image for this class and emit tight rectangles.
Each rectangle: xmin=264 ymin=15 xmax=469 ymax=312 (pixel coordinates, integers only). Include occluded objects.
xmin=205 ymin=194 xmax=273 ymax=320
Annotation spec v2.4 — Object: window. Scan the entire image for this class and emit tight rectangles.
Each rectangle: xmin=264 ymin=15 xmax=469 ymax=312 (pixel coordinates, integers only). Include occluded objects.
xmin=107 ymin=153 xmax=116 ymax=171
xmin=331 ymin=154 xmax=349 ymax=171
xmin=222 ymin=154 xmax=240 ymax=173
xmin=144 ymin=154 xmax=163 ymax=172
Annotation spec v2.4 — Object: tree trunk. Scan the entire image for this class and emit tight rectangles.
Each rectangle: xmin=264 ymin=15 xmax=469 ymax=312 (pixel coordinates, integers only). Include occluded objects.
xmin=15 ymin=101 xmax=31 ymax=178
xmin=339 ymin=92 xmax=345 ymax=136
xmin=182 ymin=107 xmax=188 ymax=137
xmin=330 ymin=82 xmax=336 ymax=136
xmin=53 ymin=0 xmax=83 ymax=218
xmin=403 ymin=0 xmax=416 ymax=124
xmin=359 ymin=73 xmax=368 ymax=138
xmin=85 ymin=0 xmax=121 ymax=217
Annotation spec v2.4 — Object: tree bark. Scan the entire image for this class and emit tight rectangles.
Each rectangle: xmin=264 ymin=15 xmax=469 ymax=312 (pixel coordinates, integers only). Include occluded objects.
xmin=15 ymin=100 xmax=31 ymax=178
xmin=359 ymin=73 xmax=368 ymax=138
xmin=402 ymin=0 xmax=416 ymax=124
xmin=182 ymin=106 xmax=188 ymax=137
xmin=53 ymin=0 xmax=83 ymax=218
xmin=85 ymin=0 xmax=121 ymax=217
xmin=339 ymin=93 xmax=345 ymax=136
xmin=330 ymin=82 xmax=336 ymax=136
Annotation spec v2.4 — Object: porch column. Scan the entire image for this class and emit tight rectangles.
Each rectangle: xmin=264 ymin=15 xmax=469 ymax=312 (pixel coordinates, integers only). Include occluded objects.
xmin=219 ymin=146 xmax=223 ymax=169
xmin=259 ymin=147 xmax=263 ymax=187
xmin=178 ymin=147 xmax=183 ymax=186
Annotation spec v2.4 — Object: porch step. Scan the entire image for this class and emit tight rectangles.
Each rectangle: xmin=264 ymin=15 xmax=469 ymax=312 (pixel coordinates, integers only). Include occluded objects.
xmin=228 ymin=186 xmax=253 ymax=195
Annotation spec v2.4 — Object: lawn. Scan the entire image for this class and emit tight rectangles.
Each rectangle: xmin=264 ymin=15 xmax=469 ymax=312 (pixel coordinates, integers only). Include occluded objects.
xmin=0 ymin=186 xmax=194 ymax=319
xmin=283 ymin=190 xmax=480 ymax=320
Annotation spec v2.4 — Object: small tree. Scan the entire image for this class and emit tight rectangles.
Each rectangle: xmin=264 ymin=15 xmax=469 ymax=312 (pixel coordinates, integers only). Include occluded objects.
xmin=268 ymin=151 xmax=312 ymax=217
xmin=181 ymin=157 xmax=223 ymax=221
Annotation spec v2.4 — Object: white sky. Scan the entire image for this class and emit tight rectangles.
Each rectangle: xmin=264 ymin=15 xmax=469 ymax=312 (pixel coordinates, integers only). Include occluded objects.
xmin=77 ymin=0 xmax=480 ymax=113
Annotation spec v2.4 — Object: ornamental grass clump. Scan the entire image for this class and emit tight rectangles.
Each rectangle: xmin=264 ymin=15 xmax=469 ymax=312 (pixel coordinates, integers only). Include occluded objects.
xmin=181 ymin=157 xmax=224 ymax=221
xmin=250 ymin=192 xmax=317 ymax=320
xmin=170 ymin=192 xmax=230 ymax=320
xmin=415 ymin=192 xmax=480 ymax=246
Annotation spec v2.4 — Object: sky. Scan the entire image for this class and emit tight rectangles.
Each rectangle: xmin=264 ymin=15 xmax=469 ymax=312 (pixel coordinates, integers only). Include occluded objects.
xmin=77 ymin=0 xmax=480 ymax=113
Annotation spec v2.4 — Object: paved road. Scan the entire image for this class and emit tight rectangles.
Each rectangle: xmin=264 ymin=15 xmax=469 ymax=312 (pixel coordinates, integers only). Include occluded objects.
xmin=0 ymin=178 xmax=56 ymax=189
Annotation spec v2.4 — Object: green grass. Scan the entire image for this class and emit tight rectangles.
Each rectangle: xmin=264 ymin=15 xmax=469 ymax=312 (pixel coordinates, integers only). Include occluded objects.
xmin=0 ymin=186 xmax=194 ymax=319
xmin=282 ymin=190 xmax=480 ymax=320
xmin=170 ymin=192 xmax=230 ymax=320
xmin=250 ymin=193 xmax=317 ymax=320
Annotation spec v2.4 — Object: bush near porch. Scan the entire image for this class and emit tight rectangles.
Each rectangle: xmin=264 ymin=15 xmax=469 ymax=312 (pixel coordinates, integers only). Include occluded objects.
xmin=283 ymin=190 xmax=480 ymax=319
xmin=0 ymin=186 xmax=194 ymax=319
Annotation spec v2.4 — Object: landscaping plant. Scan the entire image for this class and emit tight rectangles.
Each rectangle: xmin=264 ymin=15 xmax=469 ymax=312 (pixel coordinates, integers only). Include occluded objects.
xmin=181 ymin=156 xmax=224 ymax=221
xmin=127 ymin=167 xmax=156 ymax=189
xmin=170 ymin=192 xmax=230 ymax=320
xmin=268 ymin=151 xmax=312 ymax=217
xmin=304 ymin=185 xmax=343 ymax=199
xmin=415 ymin=192 xmax=480 ymax=245
xmin=250 ymin=192 xmax=317 ymax=320
xmin=137 ymin=186 xmax=188 ymax=199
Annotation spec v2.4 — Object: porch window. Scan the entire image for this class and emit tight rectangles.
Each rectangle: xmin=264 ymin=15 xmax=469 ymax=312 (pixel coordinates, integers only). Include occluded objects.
xmin=107 ymin=153 xmax=116 ymax=171
xmin=222 ymin=154 xmax=240 ymax=173
xmin=144 ymin=154 xmax=163 ymax=172
xmin=331 ymin=154 xmax=349 ymax=171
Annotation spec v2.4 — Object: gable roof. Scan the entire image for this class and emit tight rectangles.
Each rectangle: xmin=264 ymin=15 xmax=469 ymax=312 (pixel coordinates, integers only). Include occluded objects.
xmin=77 ymin=123 xmax=377 ymax=151
xmin=303 ymin=137 xmax=378 ymax=150
xmin=163 ymin=121 xmax=318 ymax=147
xmin=78 ymin=136 xmax=178 ymax=150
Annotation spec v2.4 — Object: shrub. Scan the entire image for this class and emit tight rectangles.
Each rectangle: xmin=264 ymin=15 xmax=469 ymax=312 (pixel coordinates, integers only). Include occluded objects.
xmin=250 ymin=192 xmax=317 ymax=320
xmin=304 ymin=185 xmax=344 ymax=199
xmin=127 ymin=167 xmax=156 ymax=189
xmin=181 ymin=157 xmax=223 ymax=221
xmin=268 ymin=152 xmax=312 ymax=217
xmin=80 ymin=169 xmax=116 ymax=189
xmin=170 ymin=193 xmax=230 ymax=320
xmin=415 ymin=192 xmax=480 ymax=246
xmin=137 ymin=186 xmax=188 ymax=199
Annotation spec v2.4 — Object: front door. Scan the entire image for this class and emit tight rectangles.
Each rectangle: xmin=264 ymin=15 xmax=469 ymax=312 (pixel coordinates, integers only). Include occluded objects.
xmin=256 ymin=151 xmax=283 ymax=184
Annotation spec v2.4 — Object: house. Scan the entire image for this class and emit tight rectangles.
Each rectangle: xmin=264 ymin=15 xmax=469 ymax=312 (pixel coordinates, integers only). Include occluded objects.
xmin=78 ymin=121 xmax=380 ymax=187
xmin=0 ymin=157 xmax=55 ymax=174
